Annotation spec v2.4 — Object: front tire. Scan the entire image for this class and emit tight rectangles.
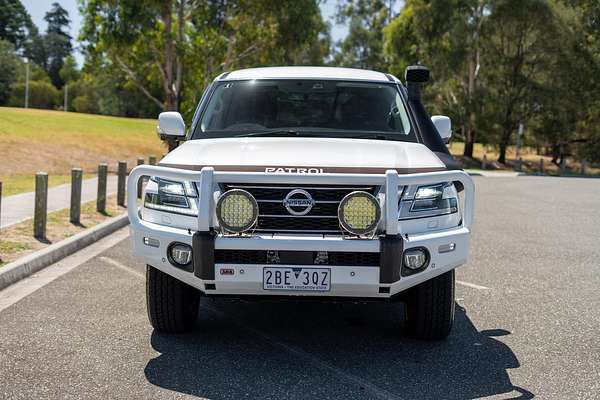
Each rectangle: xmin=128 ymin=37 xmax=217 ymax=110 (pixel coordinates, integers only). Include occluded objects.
xmin=146 ymin=265 xmax=200 ymax=333
xmin=404 ymin=270 xmax=455 ymax=340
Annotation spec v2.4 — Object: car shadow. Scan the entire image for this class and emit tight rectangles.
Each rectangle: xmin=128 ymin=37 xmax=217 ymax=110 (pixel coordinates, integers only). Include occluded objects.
xmin=144 ymin=300 xmax=533 ymax=400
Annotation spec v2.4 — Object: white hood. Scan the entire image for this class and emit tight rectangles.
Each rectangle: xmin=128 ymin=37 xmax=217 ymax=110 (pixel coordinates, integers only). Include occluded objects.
xmin=160 ymin=137 xmax=445 ymax=174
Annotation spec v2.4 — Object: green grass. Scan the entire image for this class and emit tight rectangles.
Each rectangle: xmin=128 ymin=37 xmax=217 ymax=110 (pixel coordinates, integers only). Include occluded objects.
xmin=0 ymin=107 xmax=166 ymax=195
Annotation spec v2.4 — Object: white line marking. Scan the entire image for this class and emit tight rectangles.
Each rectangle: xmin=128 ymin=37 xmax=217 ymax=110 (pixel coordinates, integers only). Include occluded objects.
xmin=0 ymin=228 xmax=130 ymax=312
xmin=99 ymin=256 xmax=145 ymax=279
xmin=456 ymin=280 xmax=490 ymax=290
xmin=111 ymin=262 xmax=399 ymax=400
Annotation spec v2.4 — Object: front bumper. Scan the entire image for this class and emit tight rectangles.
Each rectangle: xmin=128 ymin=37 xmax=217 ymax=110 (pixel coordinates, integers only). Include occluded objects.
xmin=127 ymin=167 xmax=474 ymax=299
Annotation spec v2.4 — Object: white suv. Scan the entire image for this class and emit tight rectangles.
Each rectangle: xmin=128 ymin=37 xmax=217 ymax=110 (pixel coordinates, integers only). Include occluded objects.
xmin=127 ymin=66 xmax=474 ymax=340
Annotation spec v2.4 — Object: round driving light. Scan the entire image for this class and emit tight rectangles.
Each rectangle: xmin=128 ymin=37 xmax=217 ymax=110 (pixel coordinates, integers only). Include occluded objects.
xmin=338 ymin=191 xmax=381 ymax=235
xmin=403 ymin=248 xmax=428 ymax=270
xmin=216 ymin=189 xmax=258 ymax=233
xmin=168 ymin=242 xmax=193 ymax=267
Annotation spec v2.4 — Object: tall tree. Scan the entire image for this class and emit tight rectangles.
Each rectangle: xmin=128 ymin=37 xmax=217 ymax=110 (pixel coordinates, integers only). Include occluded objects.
xmin=334 ymin=0 xmax=396 ymax=70
xmin=43 ymin=2 xmax=72 ymax=88
xmin=0 ymin=0 xmax=37 ymax=55
xmin=482 ymin=0 xmax=564 ymax=164
xmin=384 ymin=0 xmax=490 ymax=158
xmin=80 ymin=0 xmax=328 ymax=113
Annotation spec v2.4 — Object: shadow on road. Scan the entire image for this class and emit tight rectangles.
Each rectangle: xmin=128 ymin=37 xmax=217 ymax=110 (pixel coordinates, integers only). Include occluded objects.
xmin=145 ymin=300 xmax=533 ymax=399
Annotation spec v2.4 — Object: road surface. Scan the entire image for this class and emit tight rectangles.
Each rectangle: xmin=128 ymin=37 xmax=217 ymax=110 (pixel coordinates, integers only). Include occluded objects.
xmin=0 ymin=176 xmax=599 ymax=399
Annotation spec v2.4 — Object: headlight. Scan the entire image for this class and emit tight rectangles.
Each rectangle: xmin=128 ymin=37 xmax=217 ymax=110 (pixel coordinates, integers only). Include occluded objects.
xmin=216 ymin=189 xmax=258 ymax=233
xmin=398 ymin=182 xmax=458 ymax=220
xmin=144 ymin=177 xmax=198 ymax=216
xmin=338 ymin=191 xmax=381 ymax=236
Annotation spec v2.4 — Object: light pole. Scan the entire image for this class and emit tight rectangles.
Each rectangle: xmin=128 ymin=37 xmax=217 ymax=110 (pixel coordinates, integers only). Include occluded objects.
xmin=64 ymin=83 xmax=68 ymax=111
xmin=24 ymin=58 xmax=29 ymax=109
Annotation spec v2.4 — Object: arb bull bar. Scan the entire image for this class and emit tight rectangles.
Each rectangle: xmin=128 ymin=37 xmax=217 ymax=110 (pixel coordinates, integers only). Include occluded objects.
xmin=126 ymin=166 xmax=475 ymax=297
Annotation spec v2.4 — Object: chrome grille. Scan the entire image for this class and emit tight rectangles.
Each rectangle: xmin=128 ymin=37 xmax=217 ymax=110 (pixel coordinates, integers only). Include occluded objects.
xmin=223 ymin=184 xmax=378 ymax=233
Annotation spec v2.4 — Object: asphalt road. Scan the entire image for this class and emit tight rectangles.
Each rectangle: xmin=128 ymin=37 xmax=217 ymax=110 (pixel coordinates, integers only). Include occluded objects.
xmin=1 ymin=176 xmax=599 ymax=399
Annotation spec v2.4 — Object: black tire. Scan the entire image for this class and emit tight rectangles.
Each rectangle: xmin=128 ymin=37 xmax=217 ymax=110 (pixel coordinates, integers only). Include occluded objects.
xmin=146 ymin=265 xmax=200 ymax=333
xmin=404 ymin=270 xmax=455 ymax=340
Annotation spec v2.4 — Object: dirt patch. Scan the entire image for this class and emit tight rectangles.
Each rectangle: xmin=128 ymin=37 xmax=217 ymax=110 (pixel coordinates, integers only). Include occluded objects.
xmin=0 ymin=195 xmax=125 ymax=266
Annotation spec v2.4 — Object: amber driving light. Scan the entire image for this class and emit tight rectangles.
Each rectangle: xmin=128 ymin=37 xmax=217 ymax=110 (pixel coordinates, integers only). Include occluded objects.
xmin=338 ymin=191 xmax=381 ymax=236
xmin=216 ymin=189 xmax=259 ymax=233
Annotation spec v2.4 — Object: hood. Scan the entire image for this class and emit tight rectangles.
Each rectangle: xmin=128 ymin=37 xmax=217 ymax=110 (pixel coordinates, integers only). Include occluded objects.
xmin=159 ymin=137 xmax=445 ymax=174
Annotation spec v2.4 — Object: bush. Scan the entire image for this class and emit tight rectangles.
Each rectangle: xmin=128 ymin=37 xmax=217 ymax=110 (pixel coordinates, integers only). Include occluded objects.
xmin=8 ymin=80 xmax=59 ymax=109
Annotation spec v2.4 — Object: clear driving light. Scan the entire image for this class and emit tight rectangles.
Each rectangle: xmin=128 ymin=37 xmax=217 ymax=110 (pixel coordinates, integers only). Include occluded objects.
xmin=144 ymin=178 xmax=198 ymax=216
xmin=338 ymin=191 xmax=381 ymax=236
xmin=216 ymin=189 xmax=259 ymax=233
xmin=398 ymin=182 xmax=459 ymax=220
xmin=403 ymin=248 xmax=428 ymax=270
xmin=169 ymin=243 xmax=192 ymax=267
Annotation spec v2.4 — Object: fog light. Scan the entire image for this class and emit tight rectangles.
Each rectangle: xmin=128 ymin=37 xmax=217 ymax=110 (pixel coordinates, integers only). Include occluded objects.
xmin=169 ymin=243 xmax=192 ymax=267
xmin=403 ymin=248 xmax=428 ymax=270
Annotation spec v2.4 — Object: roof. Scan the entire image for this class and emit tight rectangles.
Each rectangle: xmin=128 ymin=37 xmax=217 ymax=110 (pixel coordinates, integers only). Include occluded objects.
xmin=217 ymin=66 xmax=399 ymax=83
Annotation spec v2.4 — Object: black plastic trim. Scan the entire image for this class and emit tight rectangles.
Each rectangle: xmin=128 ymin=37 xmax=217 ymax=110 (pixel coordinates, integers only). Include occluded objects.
xmin=193 ymin=231 xmax=215 ymax=280
xmin=379 ymin=234 xmax=404 ymax=284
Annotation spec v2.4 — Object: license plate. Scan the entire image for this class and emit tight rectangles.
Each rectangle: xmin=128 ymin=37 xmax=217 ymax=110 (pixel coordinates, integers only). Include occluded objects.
xmin=263 ymin=267 xmax=331 ymax=291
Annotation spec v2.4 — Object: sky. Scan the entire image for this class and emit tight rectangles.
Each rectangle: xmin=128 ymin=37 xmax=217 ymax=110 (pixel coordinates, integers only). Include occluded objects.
xmin=21 ymin=0 xmax=402 ymax=67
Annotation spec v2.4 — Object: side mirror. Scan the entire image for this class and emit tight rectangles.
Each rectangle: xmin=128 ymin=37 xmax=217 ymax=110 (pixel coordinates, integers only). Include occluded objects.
xmin=431 ymin=115 xmax=452 ymax=143
xmin=157 ymin=112 xmax=186 ymax=139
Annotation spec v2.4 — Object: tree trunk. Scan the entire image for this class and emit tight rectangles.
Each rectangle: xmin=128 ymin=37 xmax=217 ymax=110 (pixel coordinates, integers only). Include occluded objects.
xmin=463 ymin=124 xmax=475 ymax=158
xmin=498 ymin=129 xmax=511 ymax=164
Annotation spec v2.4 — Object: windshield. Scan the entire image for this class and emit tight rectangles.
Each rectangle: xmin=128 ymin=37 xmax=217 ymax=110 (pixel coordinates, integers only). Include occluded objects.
xmin=193 ymin=79 xmax=415 ymax=141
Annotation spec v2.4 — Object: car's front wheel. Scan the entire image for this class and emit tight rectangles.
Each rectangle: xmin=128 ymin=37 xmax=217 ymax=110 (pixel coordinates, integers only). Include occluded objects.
xmin=146 ymin=265 xmax=200 ymax=333
xmin=404 ymin=270 xmax=455 ymax=340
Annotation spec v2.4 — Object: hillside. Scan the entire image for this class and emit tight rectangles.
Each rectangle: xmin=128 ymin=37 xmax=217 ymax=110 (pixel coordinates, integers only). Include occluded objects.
xmin=0 ymin=107 xmax=166 ymax=195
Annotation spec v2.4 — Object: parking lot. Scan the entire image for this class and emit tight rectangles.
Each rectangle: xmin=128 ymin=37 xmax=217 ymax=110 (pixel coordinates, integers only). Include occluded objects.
xmin=0 ymin=175 xmax=599 ymax=399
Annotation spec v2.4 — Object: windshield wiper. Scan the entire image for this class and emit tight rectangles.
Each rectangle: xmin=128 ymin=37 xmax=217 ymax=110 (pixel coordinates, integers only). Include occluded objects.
xmin=239 ymin=129 xmax=310 ymax=137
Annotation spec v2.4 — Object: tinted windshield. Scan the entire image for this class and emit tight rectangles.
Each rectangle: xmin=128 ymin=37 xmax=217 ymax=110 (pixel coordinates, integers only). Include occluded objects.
xmin=193 ymin=80 xmax=415 ymax=141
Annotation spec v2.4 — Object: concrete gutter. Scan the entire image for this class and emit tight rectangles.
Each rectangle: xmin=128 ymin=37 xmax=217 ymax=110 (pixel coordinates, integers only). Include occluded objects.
xmin=0 ymin=213 xmax=129 ymax=291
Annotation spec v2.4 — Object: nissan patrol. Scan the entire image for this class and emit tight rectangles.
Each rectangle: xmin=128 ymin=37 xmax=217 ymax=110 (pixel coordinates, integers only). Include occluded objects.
xmin=127 ymin=66 xmax=474 ymax=340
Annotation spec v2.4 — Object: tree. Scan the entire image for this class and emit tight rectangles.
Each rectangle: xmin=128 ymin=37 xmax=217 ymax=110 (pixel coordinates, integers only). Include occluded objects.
xmin=384 ymin=0 xmax=490 ymax=158
xmin=0 ymin=0 xmax=36 ymax=55
xmin=80 ymin=0 xmax=328 ymax=114
xmin=334 ymin=0 xmax=396 ymax=70
xmin=43 ymin=2 xmax=72 ymax=88
xmin=482 ymin=0 xmax=564 ymax=164
xmin=0 ymin=39 xmax=20 ymax=104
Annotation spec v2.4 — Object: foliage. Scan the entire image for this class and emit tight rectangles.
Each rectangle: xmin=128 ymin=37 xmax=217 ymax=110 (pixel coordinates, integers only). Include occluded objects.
xmin=42 ymin=2 xmax=72 ymax=88
xmin=0 ymin=39 xmax=20 ymax=104
xmin=8 ymin=80 xmax=59 ymax=109
xmin=0 ymin=0 xmax=36 ymax=55
xmin=334 ymin=0 xmax=396 ymax=70
xmin=79 ymin=0 xmax=329 ymax=115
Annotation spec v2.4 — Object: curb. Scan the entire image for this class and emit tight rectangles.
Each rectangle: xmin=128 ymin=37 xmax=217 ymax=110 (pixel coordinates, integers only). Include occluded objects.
xmin=0 ymin=213 xmax=129 ymax=291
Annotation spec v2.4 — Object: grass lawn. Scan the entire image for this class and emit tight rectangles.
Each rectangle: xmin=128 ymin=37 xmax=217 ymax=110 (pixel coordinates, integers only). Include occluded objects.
xmin=0 ymin=107 xmax=166 ymax=195
xmin=0 ymin=195 xmax=124 ymax=266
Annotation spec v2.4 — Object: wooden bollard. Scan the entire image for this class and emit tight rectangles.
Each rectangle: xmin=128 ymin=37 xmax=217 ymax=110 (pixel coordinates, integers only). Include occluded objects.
xmin=137 ymin=157 xmax=144 ymax=199
xmin=34 ymin=172 xmax=48 ymax=239
xmin=481 ymin=154 xmax=488 ymax=170
xmin=516 ymin=157 xmax=523 ymax=172
xmin=581 ymin=160 xmax=587 ymax=176
xmin=97 ymin=163 xmax=107 ymax=213
xmin=560 ymin=158 xmax=566 ymax=176
xmin=70 ymin=168 xmax=82 ymax=224
xmin=149 ymin=155 xmax=157 ymax=165
xmin=117 ymin=161 xmax=127 ymax=206
xmin=539 ymin=158 xmax=544 ymax=174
